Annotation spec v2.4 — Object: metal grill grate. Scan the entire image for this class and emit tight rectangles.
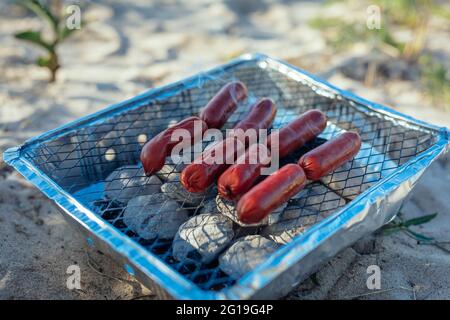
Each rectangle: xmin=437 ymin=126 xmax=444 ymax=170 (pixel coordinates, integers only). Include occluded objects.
xmin=20 ymin=61 xmax=439 ymax=292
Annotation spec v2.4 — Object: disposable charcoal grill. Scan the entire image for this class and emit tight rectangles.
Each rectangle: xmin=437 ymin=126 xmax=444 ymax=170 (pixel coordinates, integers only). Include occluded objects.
xmin=4 ymin=54 xmax=449 ymax=299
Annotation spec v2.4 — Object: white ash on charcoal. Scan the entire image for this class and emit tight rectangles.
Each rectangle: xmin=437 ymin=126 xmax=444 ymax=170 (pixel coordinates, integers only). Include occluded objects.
xmin=155 ymin=157 xmax=186 ymax=182
xmin=123 ymin=193 xmax=189 ymax=240
xmin=261 ymin=208 xmax=317 ymax=244
xmin=104 ymin=165 xmax=162 ymax=204
xmin=172 ymin=213 xmax=234 ymax=264
xmin=215 ymin=195 xmax=287 ymax=227
xmin=161 ymin=176 xmax=214 ymax=207
xmin=219 ymin=235 xmax=279 ymax=279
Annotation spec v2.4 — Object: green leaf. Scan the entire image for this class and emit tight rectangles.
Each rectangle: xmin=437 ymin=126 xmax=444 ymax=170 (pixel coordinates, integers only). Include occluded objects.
xmin=58 ymin=20 xmax=84 ymax=41
xmin=18 ymin=0 xmax=59 ymax=31
xmin=58 ymin=26 xmax=76 ymax=41
xmin=432 ymin=5 xmax=450 ymax=22
xmin=403 ymin=213 xmax=438 ymax=227
xmin=405 ymin=229 xmax=435 ymax=242
xmin=382 ymin=225 xmax=404 ymax=236
xmin=14 ymin=30 xmax=53 ymax=52
xmin=36 ymin=56 xmax=51 ymax=67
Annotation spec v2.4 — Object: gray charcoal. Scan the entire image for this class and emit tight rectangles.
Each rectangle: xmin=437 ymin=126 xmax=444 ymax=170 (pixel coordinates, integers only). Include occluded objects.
xmin=172 ymin=214 xmax=234 ymax=264
xmin=123 ymin=193 xmax=189 ymax=240
xmin=199 ymin=199 xmax=221 ymax=215
xmin=219 ymin=235 xmax=279 ymax=279
xmin=161 ymin=176 xmax=211 ymax=207
xmin=155 ymin=157 xmax=186 ymax=182
xmin=268 ymin=201 xmax=289 ymax=224
xmin=215 ymin=195 xmax=287 ymax=227
xmin=261 ymin=208 xmax=317 ymax=244
xmin=104 ymin=165 xmax=162 ymax=204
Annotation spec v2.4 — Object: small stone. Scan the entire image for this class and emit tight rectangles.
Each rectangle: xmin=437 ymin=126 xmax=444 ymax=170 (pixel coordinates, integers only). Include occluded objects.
xmin=215 ymin=195 xmax=287 ymax=227
xmin=123 ymin=193 xmax=189 ymax=240
xmin=104 ymin=165 xmax=162 ymax=204
xmin=219 ymin=235 xmax=279 ymax=279
xmin=172 ymin=214 xmax=234 ymax=264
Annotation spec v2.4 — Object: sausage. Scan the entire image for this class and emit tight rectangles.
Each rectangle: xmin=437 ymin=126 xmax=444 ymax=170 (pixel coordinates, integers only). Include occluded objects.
xmin=181 ymin=98 xmax=277 ymax=193
xmin=199 ymin=81 xmax=248 ymax=129
xmin=181 ymin=136 xmax=244 ymax=193
xmin=217 ymin=110 xmax=327 ymax=200
xmin=217 ymin=143 xmax=271 ymax=200
xmin=237 ymin=164 xmax=306 ymax=224
xmin=267 ymin=109 xmax=327 ymax=158
xmin=298 ymin=131 xmax=361 ymax=180
xmin=232 ymin=98 xmax=277 ymax=132
xmin=140 ymin=116 xmax=208 ymax=175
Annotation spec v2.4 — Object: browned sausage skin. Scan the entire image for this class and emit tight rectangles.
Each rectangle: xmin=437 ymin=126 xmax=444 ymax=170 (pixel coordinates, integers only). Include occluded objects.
xmin=217 ymin=143 xmax=271 ymax=200
xmin=298 ymin=131 xmax=361 ymax=181
xmin=199 ymin=81 xmax=248 ymax=129
xmin=237 ymin=164 xmax=306 ymax=224
xmin=268 ymin=109 xmax=327 ymax=158
xmin=233 ymin=98 xmax=277 ymax=132
xmin=140 ymin=116 xmax=208 ymax=176
xmin=181 ymin=98 xmax=277 ymax=193
xmin=181 ymin=136 xmax=243 ymax=193
xmin=217 ymin=110 xmax=327 ymax=200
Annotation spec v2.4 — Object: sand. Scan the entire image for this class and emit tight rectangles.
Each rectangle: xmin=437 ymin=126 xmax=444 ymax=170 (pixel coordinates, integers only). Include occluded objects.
xmin=0 ymin=0 xmax=449 ymax=299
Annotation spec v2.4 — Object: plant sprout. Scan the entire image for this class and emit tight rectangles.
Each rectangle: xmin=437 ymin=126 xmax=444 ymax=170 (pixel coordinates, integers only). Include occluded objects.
xmin=382 ymin=211 xmax=450 ymax=254
xmin=14 ymin=0 xmax=82 ymax=82
xmin=309 ymin=0 xmax=450 ymax=109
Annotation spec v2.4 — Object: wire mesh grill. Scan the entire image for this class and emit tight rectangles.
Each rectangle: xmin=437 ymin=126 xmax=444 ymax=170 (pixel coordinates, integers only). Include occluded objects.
xmin=20 ymin=60 xmax=439 ymax=293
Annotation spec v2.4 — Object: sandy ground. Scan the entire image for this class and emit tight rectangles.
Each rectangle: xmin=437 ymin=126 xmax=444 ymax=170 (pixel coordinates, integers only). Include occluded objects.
xmin=0 ymin=1 xmax=449 ymax=299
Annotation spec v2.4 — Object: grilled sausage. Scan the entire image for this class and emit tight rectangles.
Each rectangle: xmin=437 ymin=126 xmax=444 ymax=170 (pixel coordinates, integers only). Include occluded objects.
xmin=199 ymin=81 xmax=248 ymax=129
xmin=267 ymin=109 xmax=327 ymax=158
xmin=237 ymin=164 xmax=306 ymax=224
xmin=181 ymin=98 xmax=277 ymax=193
xmin=217 ymin=143 xmax=271 ymax=200
xmin=298 ymin=131 xmax=361 ymax=180
xmin=232 ymin=98 xmax=277 ymax=132
xmin=140 ymin=116 xmax=208 ymax=175
xmin=217 ymin=110 xmax=327 ymax=200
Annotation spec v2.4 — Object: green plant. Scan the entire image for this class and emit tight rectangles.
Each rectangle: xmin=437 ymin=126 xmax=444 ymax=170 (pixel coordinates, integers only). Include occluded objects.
xmin=374 ymin=0 xmax=432 ymax=61
xmin=309 ymin=0 xmax=450 ymax=95
xmin=14 ymin=0 xmax=81 ymax=82
xmin=419 ymin=55 xmax=450 ymax=110
xmin=382 ymin=211 xmax=450 ymax=254
xmin=308 ymin=17 xmax=366 ymax=52
xmin=308 ymin=0 xmax=432 ymax=60
xmin=310 ymin=0 xmax=450 ymax=57
xmin=382 ymin=212 xmax=437 ymax=240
